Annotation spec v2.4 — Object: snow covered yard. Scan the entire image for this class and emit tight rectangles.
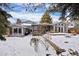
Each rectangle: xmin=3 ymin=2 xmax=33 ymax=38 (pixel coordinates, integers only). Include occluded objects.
xmin=0 ymin=34 xmax=37 ymax=56
xmin=0 ymin=34 xmax=79 ymax=56
xmin=38 ymin=33 xmax=79 ymax=56
xmin=51 ymin=35 xmax=79 ymax=50
xmin=50 ymin=34 xmax=79 ymax=56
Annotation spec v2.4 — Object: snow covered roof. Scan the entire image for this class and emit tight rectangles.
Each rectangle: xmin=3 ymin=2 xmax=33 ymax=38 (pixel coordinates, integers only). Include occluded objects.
xmin=10 ymin=23 xmax=32 ymax=28
xmin=21 ymin=23 xmax=31 ymax=26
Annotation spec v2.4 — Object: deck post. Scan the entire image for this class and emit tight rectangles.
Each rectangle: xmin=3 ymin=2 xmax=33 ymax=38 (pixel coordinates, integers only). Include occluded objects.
xmin=21 ymin=27 xmax=24 ymax=36
xmin=12 ymin=27 xmax=14 ymax=36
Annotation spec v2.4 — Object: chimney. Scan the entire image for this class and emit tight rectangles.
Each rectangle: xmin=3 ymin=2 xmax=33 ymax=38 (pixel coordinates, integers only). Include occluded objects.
xmin=16 ymin=19 xmax=21 ymax=24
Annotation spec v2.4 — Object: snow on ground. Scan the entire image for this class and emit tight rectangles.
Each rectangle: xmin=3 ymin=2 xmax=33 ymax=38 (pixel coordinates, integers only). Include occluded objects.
xmin=0 ymin=35 xmax=37 ymax=56
xmin=51 ymin=35 xmax=79 ymax=50
xmin=0 ymin=34 xmax=53 ymax=56
xmin=0 ymin=34 xmax=79 ymax=56
xmin=50 ymin=34 xmax=79 ymax=55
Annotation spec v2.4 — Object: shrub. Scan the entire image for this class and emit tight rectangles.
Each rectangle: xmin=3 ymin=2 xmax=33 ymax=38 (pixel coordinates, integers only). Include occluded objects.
xmin=0 ymin=35 xmax=6 ymax=41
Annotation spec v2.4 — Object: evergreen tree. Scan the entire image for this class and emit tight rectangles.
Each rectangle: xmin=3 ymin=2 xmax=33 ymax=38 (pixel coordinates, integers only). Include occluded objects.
xmin=40 ymin=11 xmax=52 ymax=34
xmin=48 ymin=3 xmax=79 ymax=20
xmin=40 ymin=11 xmax=52 ymax=24
xmin=0 ymin=8 xmax=11 ymax=41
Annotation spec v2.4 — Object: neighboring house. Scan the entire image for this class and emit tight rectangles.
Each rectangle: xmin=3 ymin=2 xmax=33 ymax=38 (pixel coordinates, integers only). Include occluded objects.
xmin=68 ymin=20 xmax=76 ymax=28
xmin=74 ymin=20 xmax=79 ymax=29
xmin=68 ymin=20 xmax=79 ymax=34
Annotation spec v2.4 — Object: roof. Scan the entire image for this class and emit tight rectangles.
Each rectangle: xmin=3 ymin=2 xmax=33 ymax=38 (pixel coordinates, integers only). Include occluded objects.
xmin=10 ymin=23 xmax=31 ymax=28
xmin=21 ymin=23 xmax=31 ymax=26
xmin=32 ymin=23 xmax=53 ymax=26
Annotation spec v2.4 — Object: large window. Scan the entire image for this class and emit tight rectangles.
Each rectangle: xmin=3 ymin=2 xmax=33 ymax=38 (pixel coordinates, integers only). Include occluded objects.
xmin=14 ymin=28 xmax=22 ymax=34
xmin=19 ymin=28 xmax=21 ymax=33
xmin=14 ymin=28 xmax=17 ymax=33
xmin=61 ymin=27 xmax=63 ymax=32
xmin=58 ymin=27 xmax=61 ymax=32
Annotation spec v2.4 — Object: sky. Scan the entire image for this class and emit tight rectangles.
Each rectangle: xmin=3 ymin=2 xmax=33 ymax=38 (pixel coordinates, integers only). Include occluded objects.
xmin=6 ymin=3 xmax=60 ymax=24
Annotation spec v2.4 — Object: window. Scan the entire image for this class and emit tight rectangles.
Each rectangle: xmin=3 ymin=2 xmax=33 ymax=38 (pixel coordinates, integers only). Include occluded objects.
xmin=14 ymin=28 xmax=17 ymax=33
xmin=33 ymin=26 xmax=38 ymax=31
xmin=61 ymin=27 xmax=63 ymax=32
xmin=58 ymin=27 xmax=61 ymax=32
xmin=71 ymin=24 xmax=73 ymax=26
xmin=19 ymin=28 xmax=21 ymax=33
xmin=55 ymin=27 xmax=57 ymax=32
xmin=61 ymin=24 xmax=63 ymax=26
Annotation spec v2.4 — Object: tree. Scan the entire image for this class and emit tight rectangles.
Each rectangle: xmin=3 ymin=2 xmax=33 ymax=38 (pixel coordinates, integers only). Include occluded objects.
xmin=40 ymin=11 xmax=52 ymax=24
xmin=0 ymin=4 xmax=12 ymax=41
xmin=40 ymin=11 xmax=52 ymax=34
xmin=0 ymin=8 xmax=11 ymax=34
xmin=48 ymin=3 xmax=79 ymax=20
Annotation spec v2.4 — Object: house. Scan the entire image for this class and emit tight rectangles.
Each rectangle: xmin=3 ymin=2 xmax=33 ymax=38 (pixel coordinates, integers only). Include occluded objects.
xmin=8 ymin=19 xmax=76 ymax=37
xmin=32 ymin=22 xmax=68 ymax=36
xmin=32 ymin=23 xmax=53 ymax=36
xmin=32 ymin=20 xmax=76 ymax=36
xmin=9 ymin=19 xmax=32 ymax=37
